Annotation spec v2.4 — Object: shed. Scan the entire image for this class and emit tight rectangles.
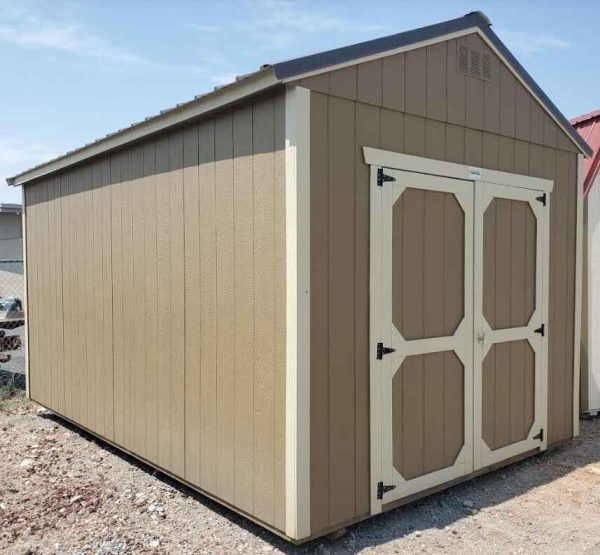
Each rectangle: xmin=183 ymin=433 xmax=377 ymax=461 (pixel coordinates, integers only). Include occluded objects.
xmin=7 ymin=11 xmax=590 ymax=543
xmin=572 ymin=110 xmax=600 ymax=415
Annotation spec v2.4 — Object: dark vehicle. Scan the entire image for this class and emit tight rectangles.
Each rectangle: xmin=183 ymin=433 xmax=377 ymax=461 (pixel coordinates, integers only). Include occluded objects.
xmin=0 ymin=297 xmax=24 ymax=330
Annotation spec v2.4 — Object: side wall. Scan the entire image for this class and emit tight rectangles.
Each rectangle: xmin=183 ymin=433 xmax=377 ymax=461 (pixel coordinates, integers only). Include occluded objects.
xmin=582 ymin=173 xmax=600 ymax=412
xmin=24 ymin=91 xmax=287 ymax=531
xmin=297 ymin=32 xmax=579 ymax=535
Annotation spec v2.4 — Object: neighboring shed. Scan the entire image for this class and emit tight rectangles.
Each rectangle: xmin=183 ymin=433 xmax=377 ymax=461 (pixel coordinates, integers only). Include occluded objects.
xmin=0 ymin=203 xmax=24 ymax=299
xmin=572 ymin=110 xmax=600 ymax=415
xmin=7 ymin=11 xmax=590 ymax=543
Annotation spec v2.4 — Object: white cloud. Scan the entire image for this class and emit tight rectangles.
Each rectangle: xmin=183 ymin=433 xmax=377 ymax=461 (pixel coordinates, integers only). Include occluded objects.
xmin=0 ymin=21 xmax=147 ymax=64
xmin=499 ymin=30 xmax=572 ymax=57
xmin=188 ymin=0 xmax=388 ymax=52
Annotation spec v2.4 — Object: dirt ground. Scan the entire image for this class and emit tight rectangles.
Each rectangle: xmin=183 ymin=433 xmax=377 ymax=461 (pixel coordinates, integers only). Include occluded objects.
xmin=2 ymin=393 xmax=600 ymax=554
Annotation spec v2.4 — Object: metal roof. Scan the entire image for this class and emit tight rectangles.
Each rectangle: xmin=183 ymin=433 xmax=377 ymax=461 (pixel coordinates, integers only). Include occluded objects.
xmin=0 ymin=203 xmax=22 ymax=214
xmin=7 ymin=10 xmax=591 ymax=187
xmin=571 ymin=110 xmax=600 ymax=195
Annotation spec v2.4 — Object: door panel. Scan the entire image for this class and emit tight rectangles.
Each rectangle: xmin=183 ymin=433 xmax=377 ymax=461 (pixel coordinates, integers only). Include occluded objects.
xmin=474 ymin=182 xmax=548 ymax=470
xmin=378 ymin=169 xmax=474 ymax=506
xmin=371 ymin=167 xmax=549 ymax=513
xmin=392 ymin=188 xmax=465 ymax=340
xmin=392 ymin=351 xmax=464 ymax=480
xmin=483 ymin=198 xmax=537 ymax=330
xmin=482 ymin=339 xmax=535 ymax=450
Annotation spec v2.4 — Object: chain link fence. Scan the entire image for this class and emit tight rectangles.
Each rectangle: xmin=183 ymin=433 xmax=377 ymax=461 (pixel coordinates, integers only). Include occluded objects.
xmin=0 ymin=260 xmax=26 ymax=390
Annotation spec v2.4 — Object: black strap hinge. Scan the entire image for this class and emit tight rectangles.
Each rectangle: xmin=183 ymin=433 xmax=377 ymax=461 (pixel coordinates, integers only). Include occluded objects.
xmin=377 ymin=168 xmax=396 ymax=187
xmin=377 ymin=481 xmax=396 ymax=500
xmin=535 ymin=193 xmax=546 ymax=206
xmin=533 ymin=428 xmax=544 ymax=442
xmin=377 ymin=342 xmax=396 ymax=360
xmin=534 ymin=324 xmax=545 ymax=337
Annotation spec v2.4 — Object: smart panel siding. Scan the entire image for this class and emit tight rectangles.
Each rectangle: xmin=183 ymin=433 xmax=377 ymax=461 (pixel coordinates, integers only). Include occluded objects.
xmin=24 ymin=91 xmax=287 ymax=532
xmin=299 ymin=32 xmax=578 ymax=535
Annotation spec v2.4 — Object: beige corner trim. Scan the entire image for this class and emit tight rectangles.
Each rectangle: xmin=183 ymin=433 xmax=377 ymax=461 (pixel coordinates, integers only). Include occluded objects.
xmin=574 ymin=154 xmax=584 ymax=436
xmin=363 ymin=147 xmax=554 ymax=192
xmin=21 ymin=190 xmax=30 ymax=398
xmin=285 ymin=85 xmax=311 ymax=540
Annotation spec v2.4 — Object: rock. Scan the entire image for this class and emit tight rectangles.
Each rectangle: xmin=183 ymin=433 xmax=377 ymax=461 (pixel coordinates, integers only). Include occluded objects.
xmin=462 ymin=499 xmax=475 ymax=509
xmin=19 ymin=458 xmax=34 ymax=469
xmin=149 ymin=540 xmax=159 ymax=548
xmin=70 ymin=495 xmax=83 ymax=504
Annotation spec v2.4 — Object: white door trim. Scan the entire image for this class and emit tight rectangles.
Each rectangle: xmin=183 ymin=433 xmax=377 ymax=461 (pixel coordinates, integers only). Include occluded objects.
xmin=366 ymin=149 xmax=554 ymax=514
xmin=284 ymin=85 xmax=311 ymax=540
xmin=363 ymin=147 xmax=554 ymax=193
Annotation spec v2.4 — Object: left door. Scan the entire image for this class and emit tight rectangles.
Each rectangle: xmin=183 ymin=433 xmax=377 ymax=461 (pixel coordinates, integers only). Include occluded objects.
xmin=370 ymin=168 xmax=474 ymax=511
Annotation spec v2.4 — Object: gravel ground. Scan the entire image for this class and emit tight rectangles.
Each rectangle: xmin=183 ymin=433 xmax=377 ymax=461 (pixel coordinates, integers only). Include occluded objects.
xmin=2 ymin=393 xmax=600 ymax=554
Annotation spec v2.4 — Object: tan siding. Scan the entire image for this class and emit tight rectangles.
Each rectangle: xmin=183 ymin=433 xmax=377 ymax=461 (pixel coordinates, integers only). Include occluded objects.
xmin=233 ymin=105 xmax=255 ymax=513
xmin=273 ymin=92 xmax=286 ymax=531
xmin=303 ymin=31 xmax=579 ymax=535
xmin=25 ymin=91 xmax=287 ymax=532
xmin=183 ymin=124 xmax=201 ymax=486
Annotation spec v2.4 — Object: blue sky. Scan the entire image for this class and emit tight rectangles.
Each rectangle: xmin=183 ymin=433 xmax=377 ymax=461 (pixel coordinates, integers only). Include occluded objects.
xmin=1 ymin=0 xmax=598 ymax=203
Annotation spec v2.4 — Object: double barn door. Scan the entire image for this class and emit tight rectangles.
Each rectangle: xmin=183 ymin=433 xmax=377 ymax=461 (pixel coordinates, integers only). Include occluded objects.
xmin=370 ymin=162 xmax=549 ymax=511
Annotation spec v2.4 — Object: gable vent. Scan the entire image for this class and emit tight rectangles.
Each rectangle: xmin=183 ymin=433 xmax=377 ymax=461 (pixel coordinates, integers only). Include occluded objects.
xmin=457 ymin=44 xmax=469 ymax=75
xmin=457 ymin=45 xmax=493 ymax=81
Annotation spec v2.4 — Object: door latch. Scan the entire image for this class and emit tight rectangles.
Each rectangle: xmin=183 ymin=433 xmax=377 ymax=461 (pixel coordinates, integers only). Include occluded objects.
xmin=376 ymin=342 xmax=395 ymax=360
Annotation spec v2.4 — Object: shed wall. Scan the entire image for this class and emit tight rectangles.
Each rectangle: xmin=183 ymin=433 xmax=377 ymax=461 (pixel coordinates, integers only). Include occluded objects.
xmin=24 ymin=91 xmax=287 ymax=531
xmin=297 ymin=32 xmax=579 ymax=535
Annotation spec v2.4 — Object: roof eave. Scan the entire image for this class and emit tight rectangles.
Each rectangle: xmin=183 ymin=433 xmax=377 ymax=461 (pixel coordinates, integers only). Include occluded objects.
xmin=7 ymin=67 xmax=279 ymax=187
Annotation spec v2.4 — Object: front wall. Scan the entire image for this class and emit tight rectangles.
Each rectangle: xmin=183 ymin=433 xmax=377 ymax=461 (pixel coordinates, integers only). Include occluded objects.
xmin=25 ymin=91 xmax=287 ymax=531
xmin=302 ymin=32 xmax=578 ymax=535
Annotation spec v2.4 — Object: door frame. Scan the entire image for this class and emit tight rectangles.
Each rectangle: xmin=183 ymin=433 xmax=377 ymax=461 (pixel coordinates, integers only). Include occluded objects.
xmin=365 ymin=147 xmax=553 ymax=515
xmin=473 ymin=181 xmax=550 ymax=470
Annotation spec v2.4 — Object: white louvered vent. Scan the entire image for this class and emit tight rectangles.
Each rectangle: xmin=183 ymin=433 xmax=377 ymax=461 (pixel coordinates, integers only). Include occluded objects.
xmin=457 ymin=45 xmax=493 ymax=81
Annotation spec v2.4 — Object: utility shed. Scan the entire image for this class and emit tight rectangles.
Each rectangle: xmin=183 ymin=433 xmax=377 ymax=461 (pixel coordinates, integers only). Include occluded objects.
xmin=8 ymin=11 xmax=591 ymax=543
xmin=572 ymin=110 xmax=600 ymax=415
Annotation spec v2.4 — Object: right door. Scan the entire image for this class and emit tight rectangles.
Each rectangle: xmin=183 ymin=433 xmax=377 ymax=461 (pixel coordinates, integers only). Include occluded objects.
xmin=474 ymin=182 xmax=549 ymax=470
